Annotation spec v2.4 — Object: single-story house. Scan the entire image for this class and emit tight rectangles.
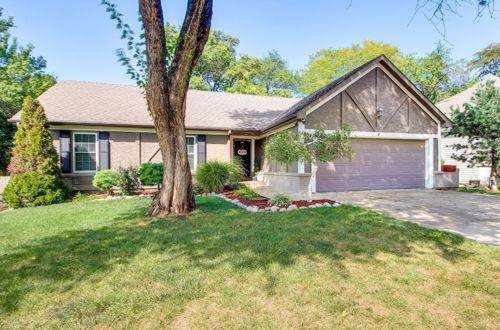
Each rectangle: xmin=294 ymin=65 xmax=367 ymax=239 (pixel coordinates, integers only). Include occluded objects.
xmin=9 ymin=55 xmax=452 ymax=194
xmin=436 ymin=75 xmax=499 ymax=185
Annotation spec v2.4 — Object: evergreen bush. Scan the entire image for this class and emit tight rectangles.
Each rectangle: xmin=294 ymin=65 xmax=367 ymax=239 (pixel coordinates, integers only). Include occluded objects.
xmin=139 ymin=163 xmax=163 ymax=187
xmin=7 ymin=98 xmax=60 ymax=176
xmin=3 ymin=172 xmax=71 ymax=208
xmin=92 ymin=170 xmax=118 ymax=195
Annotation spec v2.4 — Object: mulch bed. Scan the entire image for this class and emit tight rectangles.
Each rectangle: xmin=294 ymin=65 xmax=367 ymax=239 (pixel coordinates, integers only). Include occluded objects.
xmin=207 ymin=190 xmax=336 ymax=210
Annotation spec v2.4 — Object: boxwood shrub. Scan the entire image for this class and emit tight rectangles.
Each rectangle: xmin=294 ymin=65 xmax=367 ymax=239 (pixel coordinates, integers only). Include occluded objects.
xmin=3 ymin=171 xmax=71 ymax=208
xmin=92 ymin=170 xmax=118 ymax=194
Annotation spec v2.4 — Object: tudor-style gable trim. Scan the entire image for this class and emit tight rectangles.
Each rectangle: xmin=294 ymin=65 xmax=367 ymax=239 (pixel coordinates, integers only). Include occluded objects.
xmin=303 ymin=63 xmax=444 ymax=128
xmin=265 ymin=55 xmax=451 ymax=132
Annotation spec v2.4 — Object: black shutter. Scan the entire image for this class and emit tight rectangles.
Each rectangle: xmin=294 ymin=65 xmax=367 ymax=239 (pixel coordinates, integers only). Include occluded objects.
xmin=99 ymin=132 xmax=110 ymax=170
xmin=60 ymin=130 xmax=71 ymax=173
xmin=197 ymin=135 xmax=206 ymax=166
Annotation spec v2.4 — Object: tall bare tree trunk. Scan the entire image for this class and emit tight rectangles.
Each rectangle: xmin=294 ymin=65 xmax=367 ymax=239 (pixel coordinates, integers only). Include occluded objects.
xmin=139 ymin=0 xmax=212 ymax=216
xmin=490 ymin=148 xmax=498 ymax=191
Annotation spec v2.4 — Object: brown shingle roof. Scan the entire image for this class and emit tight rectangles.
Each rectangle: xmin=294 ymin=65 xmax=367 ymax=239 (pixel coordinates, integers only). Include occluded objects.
xmin=436 ymin=75 xmax=500 ymax=116
xmin=9 ymin=80 xmax=300 ymax=131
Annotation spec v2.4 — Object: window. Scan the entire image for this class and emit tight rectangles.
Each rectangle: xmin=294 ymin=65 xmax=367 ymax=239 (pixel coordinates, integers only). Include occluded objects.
xmin=186 ymin=136 xmax=196 ymax=171
xmin=73 ymin=133 xmax=98 ymax=172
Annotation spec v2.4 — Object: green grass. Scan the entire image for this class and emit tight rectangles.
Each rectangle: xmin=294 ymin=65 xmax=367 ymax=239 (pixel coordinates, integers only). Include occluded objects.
xmin=233 ymin=187 xmax=260 ymax=199
xmin=0 ymin=198 xmax=498 ymax=329
xmin=457 ymin=187 xmax=500 ymax=195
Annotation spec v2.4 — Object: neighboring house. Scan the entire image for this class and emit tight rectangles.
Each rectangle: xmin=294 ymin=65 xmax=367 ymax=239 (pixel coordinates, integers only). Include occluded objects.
xmin=436 ymin=75 xmax=499 ymax=185
xmin=9 ymin=55 xmax=451 ymax=194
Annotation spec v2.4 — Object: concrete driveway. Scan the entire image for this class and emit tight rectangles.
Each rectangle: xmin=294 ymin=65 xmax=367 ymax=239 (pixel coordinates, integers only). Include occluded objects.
xmin=314 ymin=189 xmax=500 ymax=246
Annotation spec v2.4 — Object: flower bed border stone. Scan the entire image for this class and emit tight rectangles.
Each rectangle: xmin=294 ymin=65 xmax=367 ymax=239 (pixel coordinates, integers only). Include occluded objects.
xmin=198 ymin=191 xmax=341 ymax=212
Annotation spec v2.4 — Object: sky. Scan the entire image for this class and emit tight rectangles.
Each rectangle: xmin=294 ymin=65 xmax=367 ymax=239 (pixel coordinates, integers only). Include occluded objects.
xmin=1 ymin=0 xmax=499 ymax=85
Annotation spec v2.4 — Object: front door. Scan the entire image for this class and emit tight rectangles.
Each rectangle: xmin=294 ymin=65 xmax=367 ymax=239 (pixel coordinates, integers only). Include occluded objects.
xmin=233 ymin=139 xmax=251 ymax=178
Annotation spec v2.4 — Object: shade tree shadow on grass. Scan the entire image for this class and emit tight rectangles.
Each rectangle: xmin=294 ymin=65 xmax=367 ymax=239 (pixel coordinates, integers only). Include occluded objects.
xmin=0 ymin=197 xmax=473 ymax=314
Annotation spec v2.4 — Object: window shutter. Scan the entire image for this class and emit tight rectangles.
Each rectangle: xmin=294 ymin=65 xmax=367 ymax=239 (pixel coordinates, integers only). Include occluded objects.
xmin=99 ymin=132 xmax=110 ymax=170
xmin=197 ymin=135 xmax=206 ymax=166
xmin=60 ymin=131 xmax=71 ymax=173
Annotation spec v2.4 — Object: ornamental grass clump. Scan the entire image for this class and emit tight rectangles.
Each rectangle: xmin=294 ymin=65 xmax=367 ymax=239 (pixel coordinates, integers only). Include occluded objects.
xmin=195 ymin=161 xmax=244 ymax=192
xmin=268 ymin=192 xmax=292 ymax=207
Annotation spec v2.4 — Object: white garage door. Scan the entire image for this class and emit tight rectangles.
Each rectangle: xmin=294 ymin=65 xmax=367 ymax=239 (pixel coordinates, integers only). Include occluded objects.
xmin=316 ymin=139 xmax=425 ymax=192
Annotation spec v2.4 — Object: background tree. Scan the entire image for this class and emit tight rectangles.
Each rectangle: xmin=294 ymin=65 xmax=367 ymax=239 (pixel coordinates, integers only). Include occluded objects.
xmin=0 ymin=8 xmax=56 ymax=174
xmin=104 ymin=0 xmax=213 ymax=215
xmin=265 ymin=126 xmax=353 ymax=201
xmin=402 ymin=42 xmax=474 ymax=103
xmin=446 ymin=80 xmax=499 ymax=191
xmin=300 ymin=40 xmax=474 ymax=103
xmin=0 ymin=112 xmax=15 ymax=173
xmin=299 ymin=40 xmax=410 ymax=95
xmin=191 ymin=30 xmax=239 ymax=91
xmin=469 ymin=43 xmax=499 ymax=79
xmin=8 ymin=97 xmax=60 ymax=176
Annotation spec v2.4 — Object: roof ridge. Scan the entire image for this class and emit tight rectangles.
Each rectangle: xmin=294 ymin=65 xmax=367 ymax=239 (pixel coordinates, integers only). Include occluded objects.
xmin=58 ymin=80 xmax=302 ymax=101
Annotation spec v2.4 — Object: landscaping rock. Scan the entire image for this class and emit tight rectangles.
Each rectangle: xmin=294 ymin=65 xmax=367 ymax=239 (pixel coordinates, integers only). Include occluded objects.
xmin=287 ymin=204 xmax=298 ymax=211
xmin=270 ymin=206 xmax=279 ymax=212
xmin=279 ymin=208 xmax=287 ymax=212
xmin=323 ymin=202 xmax=331 ymax=207
xmin=299 ymin=206 xmax=308 ymax=209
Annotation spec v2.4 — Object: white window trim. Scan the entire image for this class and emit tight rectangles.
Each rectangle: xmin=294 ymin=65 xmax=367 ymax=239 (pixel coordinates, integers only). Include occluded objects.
xmin=72 ymin=132 xmax=99 ymax=173
xmin=186 ymin=135 xmax=197 ymax=172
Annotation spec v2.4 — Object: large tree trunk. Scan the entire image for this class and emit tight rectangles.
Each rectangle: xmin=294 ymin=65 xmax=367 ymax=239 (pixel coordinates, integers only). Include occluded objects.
xmin=139 ymin=0 xmax=212 ymax=216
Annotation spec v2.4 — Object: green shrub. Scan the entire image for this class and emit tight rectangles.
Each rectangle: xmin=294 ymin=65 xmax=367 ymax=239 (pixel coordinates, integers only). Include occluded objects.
xmin=92 ymin=170 xmax=118 ymax=194
xmin=116 ymin=166 xmax=141 ymax=195
xmin=269 ymin=192 xmax=291 ymax=207
xmin=227 ymin=159 xmax=245 ymax=189
xmin=195 ymin=161 xmax=244 ymax=192
xmin=139 ymin=163 xmax=163 ymax=187
xmin=72 ymin=192 xmax=101 ymax=202
xmin=233 ymin=187 xmax=260 ymax=199
xmin=8 ymin=98 xmax=60 ymax=176
xmin=193 ymin=182 xmax=204 ymax=195
xmin=3 ymin=171 xmax=71 ymax=208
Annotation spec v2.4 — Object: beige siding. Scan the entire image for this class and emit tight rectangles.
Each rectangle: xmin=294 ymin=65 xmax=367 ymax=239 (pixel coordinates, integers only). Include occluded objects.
xmin=442 ymin=136 xmax=490 ymax=184
xmin=110 ymin=132 xmax=140 ymax=168
xmin=140 ymin=133 xmax=162 ymax=163
xmin=305 ymin=67 xmax=438 ymax=134
xmin=207 ymin=135 xmax=230 ymax=162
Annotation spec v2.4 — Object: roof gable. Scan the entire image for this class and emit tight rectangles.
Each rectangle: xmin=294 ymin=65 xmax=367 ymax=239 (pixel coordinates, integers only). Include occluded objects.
xmin=264 ymin=55 xmax=452 ymax=131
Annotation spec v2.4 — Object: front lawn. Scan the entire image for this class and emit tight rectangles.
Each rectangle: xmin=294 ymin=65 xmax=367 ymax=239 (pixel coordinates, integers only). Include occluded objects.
xmin=0 ymin=197 xmax=498 ymax=328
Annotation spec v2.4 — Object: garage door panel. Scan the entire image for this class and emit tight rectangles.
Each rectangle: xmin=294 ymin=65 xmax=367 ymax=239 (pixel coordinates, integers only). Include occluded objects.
xmin=317 ymin=139 xmax=425 ymax=192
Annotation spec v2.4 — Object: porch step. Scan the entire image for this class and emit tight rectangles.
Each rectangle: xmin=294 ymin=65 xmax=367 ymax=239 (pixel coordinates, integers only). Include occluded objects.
xmin=241 ymin=181 xmax=268 ymax=189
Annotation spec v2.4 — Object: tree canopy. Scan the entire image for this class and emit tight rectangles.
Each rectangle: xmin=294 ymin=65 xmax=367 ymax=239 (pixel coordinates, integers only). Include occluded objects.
xmin=299 ymin=40 xmax=410 ymax=95
xmin=0 ymin=8 xmax=56 ymax=174
xmin=469 ymin=43 xmax=499 ymax=79
xmin=265 ymin=126 xmax=353 ymax=200
xmin=446 ymin=80 xmax=500 ymax=191
xmin=299 ymin=40 xmax=476 ymax=103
